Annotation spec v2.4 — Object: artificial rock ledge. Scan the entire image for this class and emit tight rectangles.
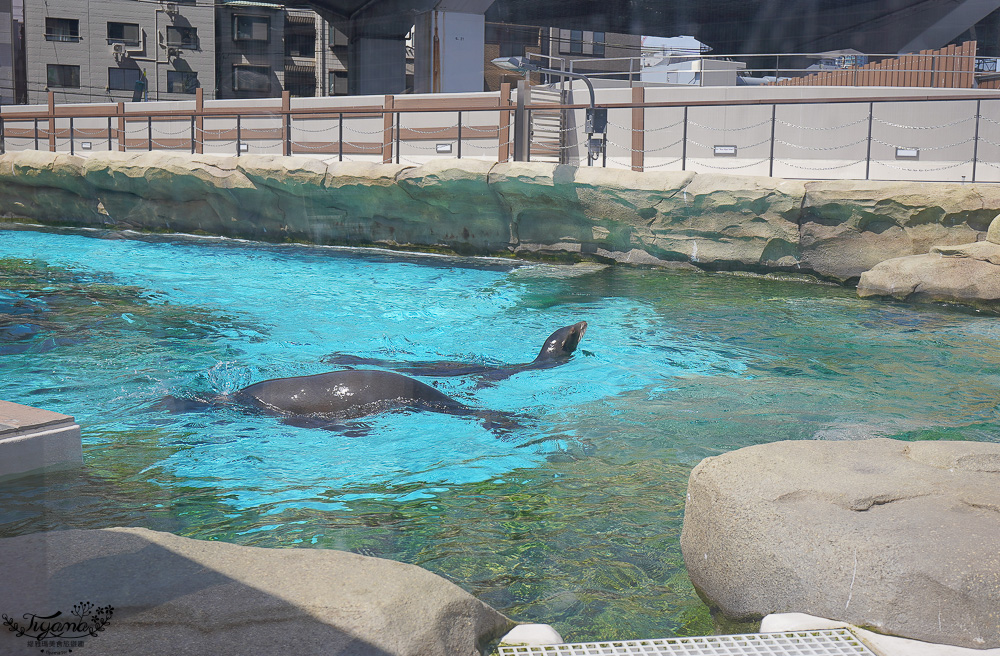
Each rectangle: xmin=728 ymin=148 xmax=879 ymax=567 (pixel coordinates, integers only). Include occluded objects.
xmin=858 ymin=212 xmax=1000 ymax=311
xmin=0 ymin=527 xmax=513 ymax=656
xmin=680 ymin=438 xmax=1000 ymax=650
xmin=3 ymin=151 xmax=1000 ymax=282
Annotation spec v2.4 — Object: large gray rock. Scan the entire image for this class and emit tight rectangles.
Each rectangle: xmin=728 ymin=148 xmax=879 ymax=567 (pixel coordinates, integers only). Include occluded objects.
xmin=681 ymin=438 xmax=1000 ymax=650
xmin=0 ymin=527 xmax=513 ymax=656
xmin=857 ymin=213 xmax=1000 ymax=311
xmin=857 ymin=240 xmax=1000 ymax=311
xmin=800 ymin=180 xmax=1000 ymax=281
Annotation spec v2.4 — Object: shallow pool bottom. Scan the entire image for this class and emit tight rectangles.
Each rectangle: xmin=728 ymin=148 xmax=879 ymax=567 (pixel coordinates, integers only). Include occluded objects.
xmin=2 ymin=227 xmax=1000 ymax=642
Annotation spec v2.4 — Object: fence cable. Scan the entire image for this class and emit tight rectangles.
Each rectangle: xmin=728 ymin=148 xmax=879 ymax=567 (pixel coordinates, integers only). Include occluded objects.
xmin=773 ymin=137 xmax=869 ymax=151
xmin=693 ymin=157 xmax=771 ymax=170
xmin=687 ymin=117 xmax=773 ymax=131
xmin=778 ymin=158 xmax=868 ymax=171
xmin=871 ymin=136 xmax=976 ymax=151
xmin=873 ymin=115 xmax=975 ymax=130
xmin=875 ymin=158 xmax=973 ymax=172
xmin=775 ymin=115 xmax=870 ymax=131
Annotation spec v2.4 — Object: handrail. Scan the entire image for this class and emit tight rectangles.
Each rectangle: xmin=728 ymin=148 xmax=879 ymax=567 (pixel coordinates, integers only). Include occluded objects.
xmin=3 ymin=87 xmax=1000 ymax=184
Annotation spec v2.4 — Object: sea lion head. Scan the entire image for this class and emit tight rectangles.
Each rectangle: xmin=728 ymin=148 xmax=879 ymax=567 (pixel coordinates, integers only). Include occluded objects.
xmin=533 ymin=321 xmax=587 ymax=363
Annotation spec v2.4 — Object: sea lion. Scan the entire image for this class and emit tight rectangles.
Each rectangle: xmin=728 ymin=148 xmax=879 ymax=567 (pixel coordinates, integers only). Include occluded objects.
xmin=231 ymin=369 xmax=521 ymax=434
xmin=324 ymin=321 xmax=588 ymax=383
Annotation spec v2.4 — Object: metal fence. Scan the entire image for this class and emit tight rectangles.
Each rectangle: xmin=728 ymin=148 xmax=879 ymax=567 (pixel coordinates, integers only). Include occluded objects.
xmin=3 ymin=85 xmax=1000 ymax=182
xmin=540 ymin=87 xmax=1000 ymax=182
xmin=0 ymin=88 xmax=517 ymax=166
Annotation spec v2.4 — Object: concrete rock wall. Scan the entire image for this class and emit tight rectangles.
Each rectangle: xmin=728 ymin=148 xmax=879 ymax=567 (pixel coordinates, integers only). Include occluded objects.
xmin=2 ymin=151 xmax=998 ymax=282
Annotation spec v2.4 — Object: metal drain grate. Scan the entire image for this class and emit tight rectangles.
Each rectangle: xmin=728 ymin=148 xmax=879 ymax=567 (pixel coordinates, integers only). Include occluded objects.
xmin=497 ymin=629 xmax=876 ymax=656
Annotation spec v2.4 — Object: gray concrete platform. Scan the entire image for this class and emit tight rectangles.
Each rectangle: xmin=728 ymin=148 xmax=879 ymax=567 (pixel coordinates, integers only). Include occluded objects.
xmin=0 ymin=399 xmax=82 ymax=480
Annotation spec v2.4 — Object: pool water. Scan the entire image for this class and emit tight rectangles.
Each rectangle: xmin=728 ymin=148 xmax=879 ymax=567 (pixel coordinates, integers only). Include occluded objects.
xmin=3 ymin=226 xmax=1000 ymax=641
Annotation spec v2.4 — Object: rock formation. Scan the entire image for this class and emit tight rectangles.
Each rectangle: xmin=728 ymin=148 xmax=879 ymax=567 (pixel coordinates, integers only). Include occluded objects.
xmin=2 ymin=151 xmax=999 ymax=282
xmin=857 ymin=213 xmax=1000 ymax=311
xmin=681 ymin=438 xmax=1000 ymax=649
xmin=0 ymin=527 xmax=513 ymax=656
xmin=800 ymin=180 xmax=1000 ymax=281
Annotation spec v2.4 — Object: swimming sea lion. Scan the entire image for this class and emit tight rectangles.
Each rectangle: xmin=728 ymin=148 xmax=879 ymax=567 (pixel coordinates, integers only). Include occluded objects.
xmin=324 ymin=321 xmax=588 ymax=383
xmin=232 ymin=369 xmax=521 ymax=434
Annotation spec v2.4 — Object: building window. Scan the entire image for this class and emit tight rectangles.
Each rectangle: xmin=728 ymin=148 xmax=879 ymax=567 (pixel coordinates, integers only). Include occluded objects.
xmin=285 ymin=32 xmax=315 ymax=58
xmin=329 ymin=70 xmax=347 ymax=95
xmin=285 ymin=70 xmax=315 ymax=97
xmin=108 ymin=67 xmax=143 ymax=90
xmin=165 ymin=26 xmax=198 ymax=48
xmin=107 ymin=22 xmax=140 ymax=46
xmin=47 ymin=64 xmax=80 ymax=88
xmin=167 ymin=70 xmax=199 ymax=94
xmin=45 ymin=18 xmax=80 ymax=42
xmin=486 ymin=24 xmax=539 ymax=58
xmin=233 ymin=65 xmax=270 ymax=92
xmin=569 ymin=30 xmax=583 ymax=55
xmin=593 ymin=32 xmax=605 ymax=57
xmin=233 ymin=15 xmax=269 ymax=42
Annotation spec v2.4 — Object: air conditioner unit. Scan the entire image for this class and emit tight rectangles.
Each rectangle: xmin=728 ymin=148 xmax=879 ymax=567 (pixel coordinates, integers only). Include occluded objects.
xmin=165 ymin=3 xmax=178 ymax=14
xmin=112 ymin=43 xmax=126 ymax=54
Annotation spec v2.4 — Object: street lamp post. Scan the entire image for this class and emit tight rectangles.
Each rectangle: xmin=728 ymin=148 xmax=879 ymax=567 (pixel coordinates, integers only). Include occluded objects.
xmin=491 ymin=56 xmax=606 ymax=165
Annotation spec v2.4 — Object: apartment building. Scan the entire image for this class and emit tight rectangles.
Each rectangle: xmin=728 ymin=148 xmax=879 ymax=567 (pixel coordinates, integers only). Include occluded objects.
xmin=214 ymin=1 xmax=348 ymax=98
xmin=216 ymin=1 xmax=283 ymax=98
xmin=13 ymin=2 xmax=637 ymax=104
xmin=0 ymin=0 xmax=16 ymax=104
xmin=24 ymin=0 xmax=216 ymax=104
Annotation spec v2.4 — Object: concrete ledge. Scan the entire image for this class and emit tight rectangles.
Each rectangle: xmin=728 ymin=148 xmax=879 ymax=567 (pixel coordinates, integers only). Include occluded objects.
xmin=0 ymin=399 xmax=81 ymax=479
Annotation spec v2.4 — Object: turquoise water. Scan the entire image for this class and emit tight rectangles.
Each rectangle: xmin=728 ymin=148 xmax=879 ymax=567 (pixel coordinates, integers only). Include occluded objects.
xmin=3 ymin=226 xmax=1000 ymax=640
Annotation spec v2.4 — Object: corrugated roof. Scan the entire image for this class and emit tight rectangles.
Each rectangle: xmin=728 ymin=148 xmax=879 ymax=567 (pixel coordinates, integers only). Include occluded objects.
xmin=220 ymin=1 xmax=284 ymax=9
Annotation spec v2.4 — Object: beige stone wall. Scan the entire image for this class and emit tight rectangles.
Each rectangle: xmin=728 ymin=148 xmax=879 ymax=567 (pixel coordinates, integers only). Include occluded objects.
xmin=2 ymin=150 xmax=999 ymax=283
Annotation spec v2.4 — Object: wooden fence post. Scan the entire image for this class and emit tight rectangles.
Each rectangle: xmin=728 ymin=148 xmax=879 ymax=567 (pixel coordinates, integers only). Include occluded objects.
xmin=117 ymin=102 xmax=125 ymax=152
xmin=382 ymin=95 xmax=394 ymax=164
xmin=282 ymin=90 xmax=291 ymax=156
xmin=47 ymin=91 xmax=55 ymax=152
xmin=499 ymin=82 xmax=512 ymax=163
xmin=631 ymin=86 xmax=644 ymax=172
xmin=195 ymin=87 xmax=204 ymax=154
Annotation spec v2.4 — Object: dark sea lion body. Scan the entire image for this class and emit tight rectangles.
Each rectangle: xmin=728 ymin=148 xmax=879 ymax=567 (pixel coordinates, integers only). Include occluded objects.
xmin=234 ymin=369 xmax=468 ymax=420
xmin=231 ymin=369 xmax=521 ymax=434
xmin=323 ymin=321 xmax=588 ymax=383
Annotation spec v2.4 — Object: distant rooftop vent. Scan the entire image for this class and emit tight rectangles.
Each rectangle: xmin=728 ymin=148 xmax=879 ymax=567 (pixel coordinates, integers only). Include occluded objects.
xmin=285 ymin=13 xmax=316 ymax=25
